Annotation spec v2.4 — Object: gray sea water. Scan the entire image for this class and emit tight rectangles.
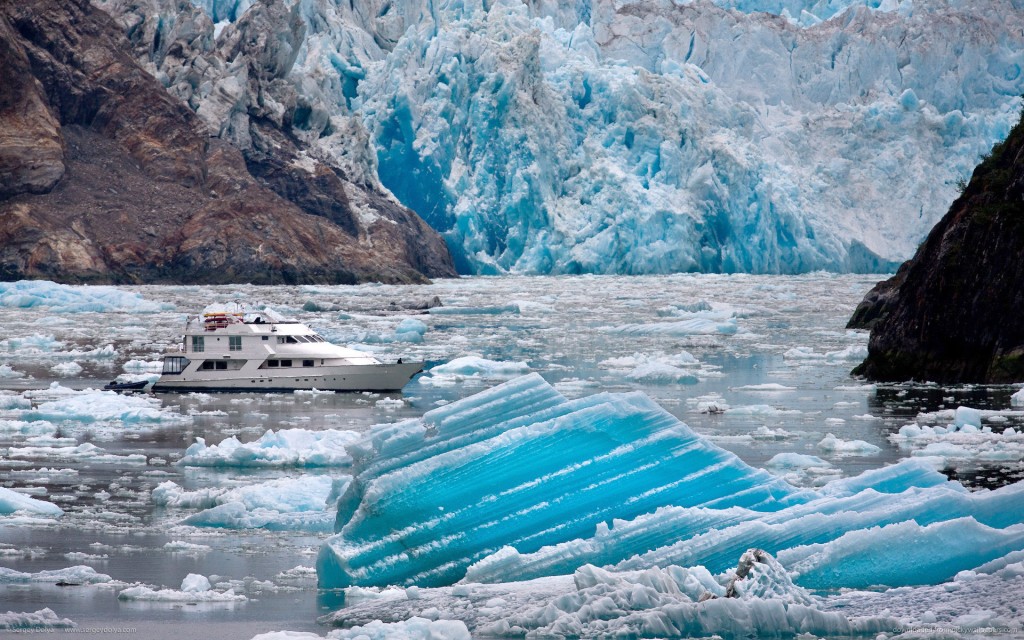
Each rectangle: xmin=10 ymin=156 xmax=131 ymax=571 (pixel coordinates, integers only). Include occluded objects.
xmin=2 ymin=274 xmax=1022 ymax=639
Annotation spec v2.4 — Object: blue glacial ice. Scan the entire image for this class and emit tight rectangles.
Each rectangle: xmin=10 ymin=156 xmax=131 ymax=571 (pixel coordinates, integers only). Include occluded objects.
xmin=319 ymin=374 xmax=816 ymax=587
xmin=0 ymin=486 xmax=63 ymax=517
xmin=136 ymin=0 xmax=1024 ymax=275
xmin=317 ymin=375 xmax=1024 ymax=593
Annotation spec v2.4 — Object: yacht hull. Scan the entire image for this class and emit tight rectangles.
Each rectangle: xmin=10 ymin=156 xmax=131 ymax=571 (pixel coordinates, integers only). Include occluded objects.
xmin=152 ymin=362 xmax=423 ymax=393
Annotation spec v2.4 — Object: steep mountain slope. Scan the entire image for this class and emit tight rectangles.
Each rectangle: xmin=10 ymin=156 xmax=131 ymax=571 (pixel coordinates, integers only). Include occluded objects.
xmin=112 ymin=0 xmax=1024 ymax=275
xmin=850 ymin=109 xmax=1024 ymax=383
xmin=0 ymin=0 xmax=455 ymax=284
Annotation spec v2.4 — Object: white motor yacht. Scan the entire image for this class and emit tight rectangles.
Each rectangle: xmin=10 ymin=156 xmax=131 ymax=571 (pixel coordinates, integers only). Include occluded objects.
xmin=152 ymin=308 xmax=422 ymax=392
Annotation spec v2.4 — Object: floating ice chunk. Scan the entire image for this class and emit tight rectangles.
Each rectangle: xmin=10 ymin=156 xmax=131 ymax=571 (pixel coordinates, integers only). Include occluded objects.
xmin=179 ymin=428 xmax=361 ymax=467
xmin=21 ymin=387 xmax=189 ymax=426
xmin=328 ymin=617 xmax=470 ymax=640
xmin=0 ymin=280 xmax=169 ymax=313
xmin=891 ymin=420 xmax=1024 ymax=463
xmin=783 ymin=345 xmax=867 ymax=362
xmin=733 ymin=383 xmax=796 ymax=391
xmin=168 ymin=476 xmax=348 ymax=532
xmin=0 ymin=609 xmax=75 ymax=630
xmin=818 ymin=458 xmax=960 ymax=498
xmin=118 ymin=581 xmax=245 ymax=602
xmin=0 ymin=364 xmax=26 ymax=379
xmin=0 ymin=393 xmax=31 ymax=410
xmin=163 ymin=541 xmax=211 ymax=553
xmin=320 ymin=375 xmax=810 ymax=588
xmin=725 ymin=404 xmax=802 ymax=416
xmin=1011 ymin=387 xmax=1024 ymax=407
xmin=427 ymin=357 xmax=531 ymax=377
xmin=478 ymin=561 xmax=893 ymax=638
xmin=625 ymin=362 xmax=699 ymax=385
xmin=0 ymin=486 xmax=62 ymax=516
xmin=181 ymin=573 xmax=212 ymax=592
xmin=6 ymin=443 xmax=147 ymax=465
xmin=0 ymin=334 xmax=63 ymax=355
xmin=954 ymin=406 xmax=983 ymax=429
xmin=293 ymin=388 xmax=335 ymax=396
xmin=817 ymin=433 xmax=881 ymax=456
xmin=49 ymin=362 xmax=82 ymax=377
xmin=393 ymin=318 xmax=429 ymax=343
xmin=765 ymin=453 xmax=838 ymax=486
xmin=0 ymin=565 xmax=112 ymax=584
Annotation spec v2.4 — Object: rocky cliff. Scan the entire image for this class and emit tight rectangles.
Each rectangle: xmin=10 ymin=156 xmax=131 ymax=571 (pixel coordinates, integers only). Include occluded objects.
xmin=850 ymin=108 xmax=1024 ymax=382
xmin=0 ymin=0 xmax=455 ymax=284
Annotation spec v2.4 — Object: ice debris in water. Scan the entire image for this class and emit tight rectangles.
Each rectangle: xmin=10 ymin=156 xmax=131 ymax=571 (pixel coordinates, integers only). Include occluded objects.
xmin=180 ymin=428 xmax=361 ymax=467
xmin=318 ymin=375 xmax=1024 ymax=595
xmin=117 ymin=573 xmax=246 ymax=602
xmin=0 ymin=609 xmax=75 ymax=630
xmin=0 ymin=280 xmax=169 ymax=313
xmin=891 ymin=404 xmax=1024 ymax=463
xmin=250 ymin=617 xmax=471 ymax=640
xmin=154 ymin=475 xmax=349 ymax=532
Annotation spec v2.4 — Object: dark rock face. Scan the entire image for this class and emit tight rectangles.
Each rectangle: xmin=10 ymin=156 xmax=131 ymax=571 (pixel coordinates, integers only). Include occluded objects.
xmin=0 ymin=0 xmax=455 ymax=284
xmin=851 ymin=110 xmax=1024 ymax=383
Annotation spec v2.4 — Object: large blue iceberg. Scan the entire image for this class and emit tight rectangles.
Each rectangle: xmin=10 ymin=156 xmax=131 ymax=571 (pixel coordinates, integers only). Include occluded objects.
xmin=318 ymin=375 xmax=1024 ymax=590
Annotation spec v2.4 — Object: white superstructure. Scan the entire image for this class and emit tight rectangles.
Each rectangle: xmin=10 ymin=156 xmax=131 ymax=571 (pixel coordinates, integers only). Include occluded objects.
xmin=152 ymin=310 xmax=422 ymax=392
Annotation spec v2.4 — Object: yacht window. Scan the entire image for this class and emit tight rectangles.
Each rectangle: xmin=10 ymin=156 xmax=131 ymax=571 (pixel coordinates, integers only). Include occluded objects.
xmin=287 ymin=336 xmax=298 ymax=344
xmin=200 ymin=361 xmax=214 ymax=370
xmin=280 ymin=359 xmax=293 ymax=367
xmin=262 ymin=336 xmax=269 ymax=341
xmin=192 ymin=336 xmax=204 ymax=353
xmin=267 ymin=360 xmax=279 ymax=368
xmin=215 ymin=361 xmax=227 ymax=370
xmin=229 ymin=336 xmax=242 ymax=351
xmin=303 ymin=359 xmax=314 ymax=367
xmin=162 ymin=356 xmax=189 ymax=374
xmin=277 ymin=337 xmax=287 ymax=344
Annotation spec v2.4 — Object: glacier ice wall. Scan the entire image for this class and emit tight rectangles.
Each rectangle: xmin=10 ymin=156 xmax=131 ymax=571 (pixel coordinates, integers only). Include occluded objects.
xmin=140 ymin=0 xmax=1024 ymax=274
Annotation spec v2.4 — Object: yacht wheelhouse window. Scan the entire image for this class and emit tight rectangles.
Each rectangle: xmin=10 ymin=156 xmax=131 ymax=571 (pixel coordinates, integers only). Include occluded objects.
xmin=192 ymin=336 xmax=204 ymax=352
xmin=267 ymin=360 xmax=279 ymax=368
xmin=280 ymin=359 xmax=292 ymax=367
xmin=302 ymin=359 xmax=314 ymax=367
xmin=162 ymin=356 xmax=189 ymax=374
xmin=229 ymin=336 xmax=242 ymax=351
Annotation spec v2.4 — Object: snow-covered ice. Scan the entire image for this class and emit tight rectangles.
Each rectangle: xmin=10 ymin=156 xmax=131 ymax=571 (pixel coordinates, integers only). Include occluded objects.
xmin=180 ymin=429 xmax=361 ymax=467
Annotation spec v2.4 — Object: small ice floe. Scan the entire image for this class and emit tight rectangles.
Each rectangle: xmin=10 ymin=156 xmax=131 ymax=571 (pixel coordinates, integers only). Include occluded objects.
xmin=724 ymin=404 xmax=802 ymax=417
xmin=0 ymin=486 xmax=63 ymax=517
xmin=49 ymin=362 xmax=83 ymax=377
xmin=0 ymin=364 xmax=26 ymax=379
xmin=783 ymin=345 xmax=867 ymax=362
xmin=154 ymin=475 xmax=347 ymax=532
xmin=891 ymin=407 xmax=1024 ymax=463
xmin=179 ymin=428 xmax=361 ymax=467
xmin=607 ymin=313 xmax=739 ymax=337
xmin=6 ymin=443 xmax=147 ymax=465
xmin=418 ymin=357 xmax=531 ymax=387
xmin=732 ymin=383 xmax=796 ymax=391
xmin=117 ymin=573 xmax=246 ymax=602
xmin=0 ymin=565 xmax=112 ymax=585
xmin=817 ymin=433 xmax=881 ymax=456
xmin=163 ymin=541 xmax=212 ymax=553
xmin=0 ymin=608 xmax=75 ymax=630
